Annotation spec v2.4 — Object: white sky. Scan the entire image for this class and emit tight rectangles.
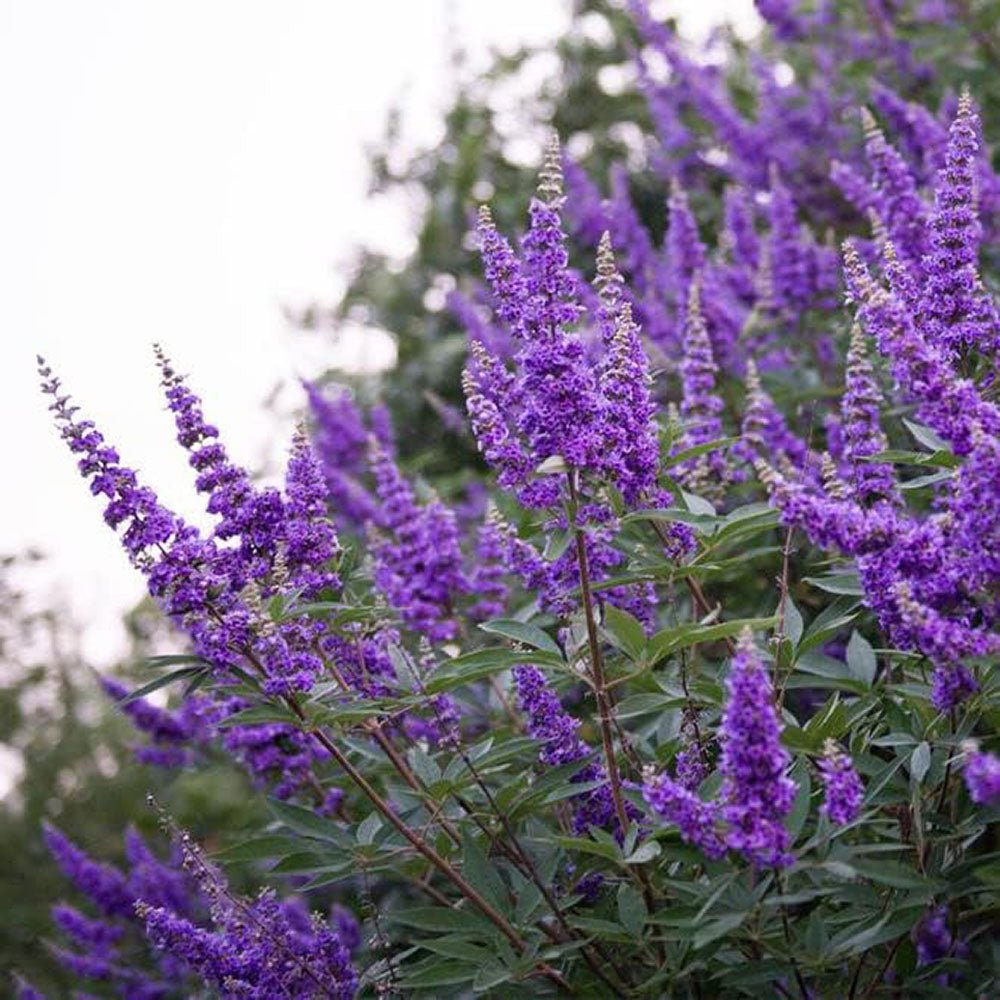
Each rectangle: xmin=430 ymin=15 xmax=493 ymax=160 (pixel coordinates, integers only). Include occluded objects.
xmin=1 ymin=0 xmax=757 ymax=665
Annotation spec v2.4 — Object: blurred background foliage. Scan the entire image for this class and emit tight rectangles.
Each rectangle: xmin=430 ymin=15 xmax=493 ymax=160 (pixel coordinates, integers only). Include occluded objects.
xmin=7 ymin=0 xmax=1000 ymax=989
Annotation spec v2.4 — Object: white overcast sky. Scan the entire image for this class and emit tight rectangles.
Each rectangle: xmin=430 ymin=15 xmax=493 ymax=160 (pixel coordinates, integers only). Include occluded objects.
xmin=1 ymin=0 xmax=756 ymax=665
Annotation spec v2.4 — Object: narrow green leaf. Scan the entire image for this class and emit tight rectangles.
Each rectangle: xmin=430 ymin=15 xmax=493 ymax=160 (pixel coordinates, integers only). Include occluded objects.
xmin=803 ymin=572 xmax=865 ymax=596
xmin=461 ymin=830 xmax=508 ymax=912
xmin=846 ymin=630 xmax=877 ymax=686
xmin=479 ymin=619 xmax=562 ymax=655
xmin=602 ymin=604 xmax=646 ymax=660
xmin=903 ymin=418 xmax=950 ymax=453
xmin=118 ymin=666 xmax=207 ymax=705
xmin=693 ymin=912 xmax=745 ymax=950
xmin=910 ymin=741 xmax=931 ymax=786
xmin=617 ymin=884 xmax=647 ymax=939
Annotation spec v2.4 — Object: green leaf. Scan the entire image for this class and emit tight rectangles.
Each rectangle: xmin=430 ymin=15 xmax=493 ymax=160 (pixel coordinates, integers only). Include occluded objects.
xmin=786 ymin=757 xmax=811 ymax=843
xmin=614 ymin=692 xmax=685 ymax=720
xmin=554 ymin=836 xmax=620 ymax=861
xmin=217 ymin=705 xmax=298 ymax=728
xmin=418 ymin=937 xmax=496 ymax=964
xmin=646 ymin=616 xmax=777 ymax=665
xmin=903 ymin=418 xmax=950 ymax=453
xmin=796 ymin=597 xmax=861 ymax=657
xmin=910 ymin=741 xmax=931 ymax=786
xmin=118 ymin=666 xmax=208 ymax=705
xmin=461 ymin=830 xmax=508 ymax=912
xmin=663 ymin=436 xmax=738 ymax=469
xmin=617 ymin=883 xmax=647 ymax=939
xmin=693 ymin=912 xmax=745 ymax=950
xmin=473 ymin=962 xmax=513 ymax=991
xmin=478 ymin=619 xmax=562 ymax=655
xmin=390 ymin=907 xmax=494 ymax=934
xmin=268 ymin=799 xmax=342 ymax=843
xmin=603 ymin=604 xmax=646 ymax=660
xmin=846 ymin=630 xmax=877 ymax=686
xmin=803 ymin=572 xmax=865 ymax=596
xmin=623 ymin=840 xmax=662 ymax=865
xmin=425 ymin=647 xmax=558 ymax=694
xmin=212 ymin=835 xmax=305 ymax=862
xmin=778 ymin=595 xmax=804 ymax=646
xmin=399 ymin=958 xmax=478 ymax=989
xmin=682 ymin=491 xmax=717 ymax=516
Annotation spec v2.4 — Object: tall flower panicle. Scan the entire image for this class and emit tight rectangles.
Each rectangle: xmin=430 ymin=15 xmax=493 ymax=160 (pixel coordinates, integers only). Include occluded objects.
xmin=765 ymin=168 xmax=816 ymax=315
xmin=718 ymin=630 xmax=796 ymax=867
xmin=477 ymin=203 xmax=529 ymax=336
xmin=721 ymin=185 xmax=760 ymax=296
xmin=462 ymin=341 xmax=530 ymax=492
xmin=677 ymin=279 xmax=727 ymax=490
xmin=841 ymin=324 xmax=897 ymax=506
xmin=45 ymin=815 xmax=357 ymax=1000
xmin=919 ymin=91 xmax=1000 ymax=355
xmin=283 ymin=426 xmax=341 ymax=597
xmin=39 ymin=358 xmax=180 ymax=573
xmin=101 ymin=677 xmax=204 ymax=769
xmin=740 ymin=360 xmax=815 ymax=474
xmin=817 ymin=739 xmax=864 ymax=825
xmin=664 ymin=179 xmax=707 ymax=318
xmin=303 ymin=380 xmax=380 ymax=528
xmin=156 ymin=348 xmax=285 ymax=580
xmin=368 ymin=442 xmax=466 ymax=642
xmin=595 ymin=234 xmax=661 ymax=504
xmin=869 ymin=82 xmax=948 ymax=184
xmin=859 ymin=108 xmax=929 ymax=269
xmin=466 ymin=508 xmax=510 ymax=622
xmin=43 ymin=824 xmax=134 ymax=919
xmin=843 ymin=242 xmax=1000 ymax=456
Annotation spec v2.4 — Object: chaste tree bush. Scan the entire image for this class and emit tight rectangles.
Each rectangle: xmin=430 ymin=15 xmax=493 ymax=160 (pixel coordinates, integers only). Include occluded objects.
xmin=19 ymin=1 xmax=1000 ymax=997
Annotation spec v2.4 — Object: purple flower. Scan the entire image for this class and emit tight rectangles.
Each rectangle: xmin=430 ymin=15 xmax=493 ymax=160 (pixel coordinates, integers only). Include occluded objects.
xmin=643 ymin=769 xmax=726 ymax=859
xmin=860 ymin=108 xmax=929 ymax=271
xmin=817 ymin=740 xmax=864 ymax=825
xmin=962 ymin=744 xmax=1000 ymax=807
xmin=914 ymin=905 xmax=952 ymax=966
xmin=718 ymin=629 xmax=796 ymax=867
xmin=595 ymin=234 xmax=661 ymax=504
xmin=13 ymin=978 xmax=46 ymax=1000
xmin=466 ymin=510 xmax=510 ymax=622
xmin=676 ymin=279 xmax=727 ymax=491
xmin=841 ymin=324 xmax=897 ymax=506
xmin=513 ymin=665 xmax=632 ymax=836
xmin=368 ymin=442 xmax=467 ymax=642
xmin=282 ymin=427 xmax=341 ymax=597
xmin=303 ymin=380 xmax=382 ymax=529
xmin=919 ymin=92 xmax=1000 ymax=355
xmin=44 ymin=824 xmax=133 ymax=919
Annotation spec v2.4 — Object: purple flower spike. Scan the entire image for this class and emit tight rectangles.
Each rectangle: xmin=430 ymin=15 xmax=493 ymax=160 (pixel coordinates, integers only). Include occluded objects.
xmin=920 ymin=91 xmax=1000 ymax=355
xmin=841 ymin=324 xmax=897 ymax=506
xmin=817 ymin=739 xmax=864 ymax=825
xmin=643 ymin=769 xmax=726 ymax=859
xmin=718 ymin=629 xmax=796 ymax=867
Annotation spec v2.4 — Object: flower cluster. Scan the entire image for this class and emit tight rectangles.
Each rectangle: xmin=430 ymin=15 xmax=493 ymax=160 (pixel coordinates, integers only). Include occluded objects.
xmin=39 ymin=820 xmax=357 ymax=999
xmin=645 ymin=630 xmax=800 ymax=868
xmin=817 ymin=739 xmax=865 ymax=826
